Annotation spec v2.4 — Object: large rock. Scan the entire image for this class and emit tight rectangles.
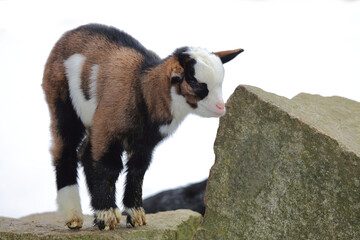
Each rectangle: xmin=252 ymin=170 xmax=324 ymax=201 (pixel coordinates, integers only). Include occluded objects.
xmin=194 ymin=85 xmax=360 ymax=239
xmin=0 ymin=210 xmax=202 ymax=240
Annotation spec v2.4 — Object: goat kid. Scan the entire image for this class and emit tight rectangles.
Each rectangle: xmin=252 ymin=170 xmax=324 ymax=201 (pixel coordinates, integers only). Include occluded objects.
xmin=42 ymin=23 xmax=243 ymax=230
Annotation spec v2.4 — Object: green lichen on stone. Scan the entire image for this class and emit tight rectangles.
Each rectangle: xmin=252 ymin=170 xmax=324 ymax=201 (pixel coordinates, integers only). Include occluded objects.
xmin=175 ymin=215 xmax=203 ymax=240
xmin=195 ymin=85 xmax=360 ymax=240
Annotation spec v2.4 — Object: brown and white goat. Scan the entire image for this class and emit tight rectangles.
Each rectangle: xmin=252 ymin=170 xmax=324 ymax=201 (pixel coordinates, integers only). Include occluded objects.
xmin=42 ymin=23 xmax=243 ymax=230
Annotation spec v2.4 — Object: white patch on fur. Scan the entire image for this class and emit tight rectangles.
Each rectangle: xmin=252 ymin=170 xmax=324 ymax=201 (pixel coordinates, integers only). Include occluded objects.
xmin=56 ymin=184 xmax=83 ymax=223
xmin=159 ymin=87 xmax=192 ymax=136
xmin=187 ymin=47 xmax=226 ymax=118
xmin=64 ymin=54 xmax=98 ymax=127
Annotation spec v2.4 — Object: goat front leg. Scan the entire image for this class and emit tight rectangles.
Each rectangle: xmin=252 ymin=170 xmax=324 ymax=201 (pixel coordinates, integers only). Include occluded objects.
xmin=81 ymin=140 xmax=123 ymax=230
xmin=123 ymin=149 xmax=152 ymax=227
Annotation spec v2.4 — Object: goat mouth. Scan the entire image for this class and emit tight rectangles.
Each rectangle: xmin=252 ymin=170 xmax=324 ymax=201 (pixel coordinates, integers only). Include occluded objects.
xmin=199 ymin=103 xmax=225 ymax=116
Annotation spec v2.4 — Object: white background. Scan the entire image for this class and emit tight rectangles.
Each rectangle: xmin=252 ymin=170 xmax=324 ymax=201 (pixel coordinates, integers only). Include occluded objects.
xmin=0 ymin=0 xmax=359 ymax=218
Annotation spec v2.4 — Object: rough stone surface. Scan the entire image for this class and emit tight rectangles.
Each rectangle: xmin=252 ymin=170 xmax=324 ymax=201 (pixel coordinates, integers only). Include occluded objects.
xmin=194 ymin=85 xmax=360 ymax=239
xmin=0 ymin=209 xmax=202 ymax=240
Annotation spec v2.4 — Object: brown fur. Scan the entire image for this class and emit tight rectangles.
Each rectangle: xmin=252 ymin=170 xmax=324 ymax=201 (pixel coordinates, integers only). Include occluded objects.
xmin=43 ymin=28 xmax=190 ymax=162
xmin=42 ymin=42 xmax=69 ymax=164
xmin=43 ymin=31 xmax=115 ymax=164
xmin=80 ymin=60 xmax=92 ymax=100
xmin=90 ymin=54 xmax=182 ymax=160
xmin=88 ymin=46 xmax=164 ymax=160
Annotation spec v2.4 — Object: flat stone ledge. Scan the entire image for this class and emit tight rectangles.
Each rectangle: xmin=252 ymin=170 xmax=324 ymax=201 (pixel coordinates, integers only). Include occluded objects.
xmin=0 ymin=209 xmax=202 ymax=240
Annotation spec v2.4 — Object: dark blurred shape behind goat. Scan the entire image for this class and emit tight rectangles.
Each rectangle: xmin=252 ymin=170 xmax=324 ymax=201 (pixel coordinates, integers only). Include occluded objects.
xmin=143 ymin=179 xmax=207 ymax=215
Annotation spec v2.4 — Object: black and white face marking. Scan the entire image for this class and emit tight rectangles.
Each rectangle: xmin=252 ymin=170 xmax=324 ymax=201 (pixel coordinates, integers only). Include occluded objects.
xmin=160 ymin=47 xmax=238 ymax=137
xmin=181 ymin=56 xmax=210 ymax=102
xmin=177 ymin=47 xmax=226 ymax=118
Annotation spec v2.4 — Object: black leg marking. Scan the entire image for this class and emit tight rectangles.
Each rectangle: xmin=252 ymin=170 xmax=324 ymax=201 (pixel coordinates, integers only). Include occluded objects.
xmin=53 ymin=97 xmax=85 ymax=190
xmin=123 ymin=147 xmax=153 ymax=227
xmin=81 ymin=138 xmax=124 ymax=230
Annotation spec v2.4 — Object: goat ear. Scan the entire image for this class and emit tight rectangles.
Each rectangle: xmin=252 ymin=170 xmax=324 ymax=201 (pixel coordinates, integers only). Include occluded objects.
xmin=214 ymin=48 xmax=244 ymax=64
xmin=170 ymin=66 xmax=185 ymax=84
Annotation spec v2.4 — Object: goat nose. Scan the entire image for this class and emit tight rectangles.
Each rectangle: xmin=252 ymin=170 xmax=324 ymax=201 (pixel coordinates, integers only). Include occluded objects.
xmin=216 ymin=103 xmax=225 ymax=110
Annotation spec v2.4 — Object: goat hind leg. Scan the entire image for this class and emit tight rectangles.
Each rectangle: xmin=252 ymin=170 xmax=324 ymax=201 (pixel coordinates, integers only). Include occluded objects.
xmin=51 ymin=98 xmax=86 ymax=229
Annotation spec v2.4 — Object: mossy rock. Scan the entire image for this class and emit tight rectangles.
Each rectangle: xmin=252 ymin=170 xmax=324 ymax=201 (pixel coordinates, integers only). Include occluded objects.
xmin=195 ymin=85 xmax=360 ymax=239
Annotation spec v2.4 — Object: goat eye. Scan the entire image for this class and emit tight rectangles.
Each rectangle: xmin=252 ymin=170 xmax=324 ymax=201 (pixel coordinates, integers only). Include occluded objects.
xmin=193 ymin=82 xmax=209 ymax=100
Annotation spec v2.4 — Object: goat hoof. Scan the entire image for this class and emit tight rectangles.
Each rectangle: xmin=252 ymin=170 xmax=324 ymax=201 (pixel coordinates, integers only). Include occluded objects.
xmin=66 ymin=217 xmax=83 ymax=230
xmin=126 ymin=207 xmax=146 ymax=227
xmin=94 ymin=208 xmax=121 ymax=230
